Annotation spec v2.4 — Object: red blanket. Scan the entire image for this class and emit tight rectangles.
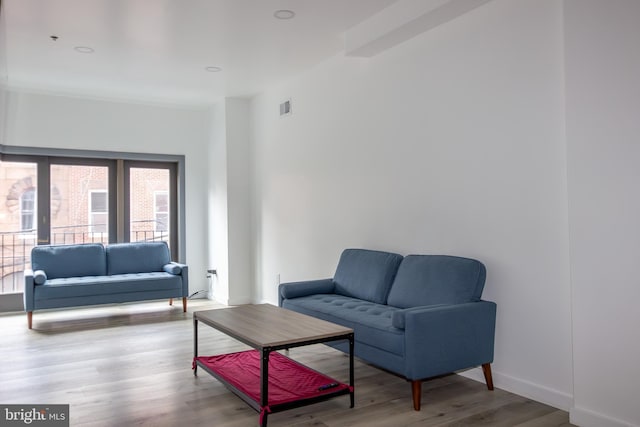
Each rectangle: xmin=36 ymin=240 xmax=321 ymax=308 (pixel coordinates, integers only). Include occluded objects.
xmin=194 ymin=350 xmax=349 ymax=407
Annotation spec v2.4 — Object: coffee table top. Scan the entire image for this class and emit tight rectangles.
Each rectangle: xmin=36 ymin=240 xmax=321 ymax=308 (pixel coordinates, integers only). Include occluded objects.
xmin=194 ymin=304 xmax=353 ymax=349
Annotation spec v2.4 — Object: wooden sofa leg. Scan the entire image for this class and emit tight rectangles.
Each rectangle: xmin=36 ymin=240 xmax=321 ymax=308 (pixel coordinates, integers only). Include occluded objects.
xmin=169 ymin=298 xmax=173 ymax=306
xmin=27 ymin=312 xmax=33 ymax=330
xmin=182 ymin=297 xmax=187 ymax=313
xmin=412 ymin=380 xmax=421 ymax=411
xmin=482 ymin=363 xmax=494 ymax=390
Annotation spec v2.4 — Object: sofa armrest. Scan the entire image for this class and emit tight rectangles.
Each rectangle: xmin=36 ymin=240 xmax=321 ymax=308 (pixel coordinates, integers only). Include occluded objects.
xmin=171 ymin=262 xmax=189 ymax=297
xmin=23 ymin=269 xmax=35 ymax=312
xmin=33 ymin=270 xmax=47 ymax=285
xmin=403 ymin=301 xmax=496 ymax=380
xmin=392 ymin=304 xmax=447 ymax=329
xmin=278 ymin=278 xmax=334 ymax=307
xmin=163 ymin=262 xmax=182 ymax=275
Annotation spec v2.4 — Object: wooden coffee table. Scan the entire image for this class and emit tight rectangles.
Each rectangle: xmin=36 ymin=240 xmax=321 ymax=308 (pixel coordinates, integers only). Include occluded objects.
xmin=193 ymin=304 xmax=354 ymax=426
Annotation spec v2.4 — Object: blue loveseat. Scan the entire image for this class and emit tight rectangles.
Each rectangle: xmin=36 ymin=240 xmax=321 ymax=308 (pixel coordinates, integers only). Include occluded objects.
xmin=279 ymin=248 xmax=496 ymax=410
xmin=23 ymin=242 xmax=189 ymax=329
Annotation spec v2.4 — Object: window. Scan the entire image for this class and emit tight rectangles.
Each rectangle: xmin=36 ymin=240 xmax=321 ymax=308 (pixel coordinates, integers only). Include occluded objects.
xmin=89 ymin=190 xmax=108 ymax=234
xmin=0 ymin=151 xmax=184 ymax=299
xmin=20 ymin=189 xmax=36 ymax=232
xmin=125 ymin=162 xmax=176 ymax=250
xmin=51 ymin=164 xmax=110 ymax=245
xmin=1 ymin=162 xmax=37 ymax=295
xmin=154 ymin=191 xmax=169 ymax=233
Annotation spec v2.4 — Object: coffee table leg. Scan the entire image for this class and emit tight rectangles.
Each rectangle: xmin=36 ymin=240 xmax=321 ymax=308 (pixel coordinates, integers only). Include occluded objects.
xmin=260 ymin=348 xmax=271 ymax=427
xmin=193 ymin=317 xmax=198 ymax=376
xmin=349 ymin=333 xmax=355 ymax=408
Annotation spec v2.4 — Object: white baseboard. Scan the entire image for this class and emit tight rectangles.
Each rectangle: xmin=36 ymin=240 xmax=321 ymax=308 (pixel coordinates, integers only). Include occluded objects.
xmin=459 ymin=370 xmax=637 ymax=427
xmin=227 ymin=296 xmax=253 ymax=305
xmin=0 ymin=293 xmax=24 ymax=313
xmin=458 ymin=367 xmax=573 ymax=411
xmin=209 ymin=291 xmax=227 ymax=305
xmin=570 ymin=406 xmax=637 ymax=427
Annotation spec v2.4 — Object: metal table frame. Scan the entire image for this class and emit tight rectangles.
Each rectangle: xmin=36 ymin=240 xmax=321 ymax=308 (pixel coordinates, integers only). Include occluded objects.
xmin=193 ymin=306 xmax=354 ymax=426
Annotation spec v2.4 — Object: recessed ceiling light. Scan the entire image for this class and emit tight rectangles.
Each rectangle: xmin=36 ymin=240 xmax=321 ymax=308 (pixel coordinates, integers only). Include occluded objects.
xmin=205 ymin=66 xmax=222 ymax=72
xmin=74 ymin=46 xmax=94 ymax=53
xmin=274 ymin=9 xmax=295 ymax=20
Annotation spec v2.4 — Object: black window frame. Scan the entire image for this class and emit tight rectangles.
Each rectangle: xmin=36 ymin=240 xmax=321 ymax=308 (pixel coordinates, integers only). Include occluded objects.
xmin=0 ymin=147 xmax=185 ymax=262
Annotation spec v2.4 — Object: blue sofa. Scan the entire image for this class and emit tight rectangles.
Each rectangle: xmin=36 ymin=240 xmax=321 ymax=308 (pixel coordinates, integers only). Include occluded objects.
xmin=279 ymin=248 xmax=496 ymax=410
xmin=23 ymin=242 xmax=189 ymax=329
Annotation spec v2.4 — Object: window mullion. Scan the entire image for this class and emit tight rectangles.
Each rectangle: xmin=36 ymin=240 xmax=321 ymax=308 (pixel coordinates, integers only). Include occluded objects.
xmin=36 ymin=158 xmax=50 ymax=245
xmin=111 ymin=161 xmax=121 ymax=244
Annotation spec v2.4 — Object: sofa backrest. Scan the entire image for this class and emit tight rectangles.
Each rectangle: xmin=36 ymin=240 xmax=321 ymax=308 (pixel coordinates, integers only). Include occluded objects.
xmin=106 ymin=242 xmax=171 ymax=275
xmin=31 ymin=244 xmax=106 ymax=279
xmin=386 ymin=255 xmax=486 ymax=308
xmin=333 ymin=249 xmax=403 ymax=304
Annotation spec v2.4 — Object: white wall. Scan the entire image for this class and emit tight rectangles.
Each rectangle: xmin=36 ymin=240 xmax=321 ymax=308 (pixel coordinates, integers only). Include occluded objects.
xmin=565 ymin=1 xmax=640 ymax=426
xmin=4 ymin=91 xmax=211 ymax=293
xmin=207 ymin=101 xmax=230 ymax=302
xmin=225 ymin=98 xmax=253 ymax=304
xmin=251 ymin=0 xmax=573 ymax=411
xmin=207 ymin=97 xmax=253 ymax=305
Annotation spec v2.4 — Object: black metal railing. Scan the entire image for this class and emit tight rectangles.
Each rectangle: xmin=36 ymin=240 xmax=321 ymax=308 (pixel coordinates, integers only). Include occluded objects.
xmin=0 ymin=231 xmax=36 ymax=294
xmin=50 ymin=225 xmax=109 ymax=246
xmin=0 ymin=220 xmax=169 ymax=294
xmin=130 ymin=220 xmax=169 ymax=243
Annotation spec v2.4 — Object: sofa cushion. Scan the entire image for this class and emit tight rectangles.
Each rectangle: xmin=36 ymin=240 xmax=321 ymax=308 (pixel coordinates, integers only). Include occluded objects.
xmin=283 ymin=294 xmax=404 ymax=356
xmin=333 ymin=249 xmax=403 ymax=304
xmin=34 ymin=272 xmax=182 ymax=300
xmin=32 ymin=244 xmax=106 ymax=279
xmin=387 ymin=255 xmax=486 ymax=309
xmin=106 ymin=242 xmax=171 ymax=275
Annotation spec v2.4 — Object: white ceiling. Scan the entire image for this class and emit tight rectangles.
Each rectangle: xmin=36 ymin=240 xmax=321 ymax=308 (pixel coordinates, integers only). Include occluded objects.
xmin=1 ymin=0 xmax=399 ymax=105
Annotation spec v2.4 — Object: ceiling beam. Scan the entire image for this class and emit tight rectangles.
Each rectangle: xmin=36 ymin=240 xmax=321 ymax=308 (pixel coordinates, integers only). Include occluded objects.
xmin=345 ymin=0 xmax=494 ymax=57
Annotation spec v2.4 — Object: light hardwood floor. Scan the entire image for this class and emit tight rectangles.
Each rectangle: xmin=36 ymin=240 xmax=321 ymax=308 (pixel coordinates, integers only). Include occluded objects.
xmin=0 ymin=301 xmax=574 ymax=426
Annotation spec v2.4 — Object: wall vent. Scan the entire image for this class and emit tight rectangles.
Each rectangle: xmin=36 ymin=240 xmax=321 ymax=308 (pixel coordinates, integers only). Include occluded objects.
xmin=279 ymin=99 xmax=292 ymax=116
